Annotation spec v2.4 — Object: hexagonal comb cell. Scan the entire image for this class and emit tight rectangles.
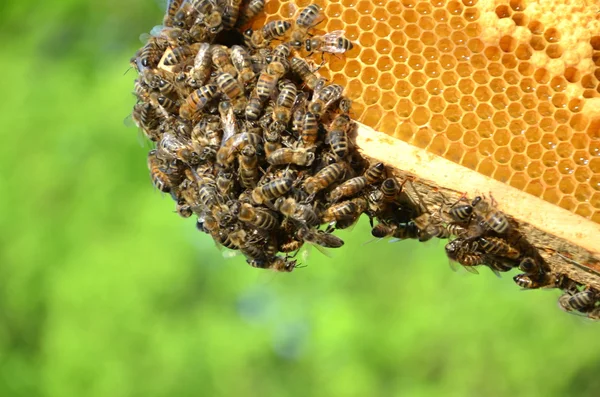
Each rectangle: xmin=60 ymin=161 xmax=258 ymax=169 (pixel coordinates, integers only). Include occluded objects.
xmin=260 ymin=0 xmax=600 ymax=222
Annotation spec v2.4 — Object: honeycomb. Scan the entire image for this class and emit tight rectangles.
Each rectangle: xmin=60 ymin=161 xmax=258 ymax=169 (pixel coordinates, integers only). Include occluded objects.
xmin=255 ymin=0 xmax=600 ymax=223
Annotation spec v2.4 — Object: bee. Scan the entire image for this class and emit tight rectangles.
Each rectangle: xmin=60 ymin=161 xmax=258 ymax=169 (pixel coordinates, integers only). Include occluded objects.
xmin=371 ymin=223 xmax=396 ymax=238
xmin=297 ymin=227 xmax=344 ymax=248
xmin=304 ymin=162 xmax=347 ymax=196
xmin=291 ymin=57 xmax=326 ymax=91
xmin=279 ymin=237 xmax=304 ymax=253
xmin=152 ymin=93 xmax=179 ymax=115
xmin=132 ymin=103 xmax=161 ymax=141
xmin=188 ymin=42 xmax=212 ymax=88
xmin=150 ymin=25 xmax=190 ymax=46
xmin=267 ymin=148 xmax=316 ymax=167
xmin=305 ymin=30 xmax=354 ymax=54
xmin=480 ymin=207 xmax=511 ymax=234
xmin=301 ymin=112 xmax=319 ymax=148
xmin=275 ymin=197 xmax=320 ymax=227
xmin=558 ymin=290 xmax=597 ymax=313
xmin=239 ymin=145 xmax=260 ymax=189
xmin=238 ymin=203 xmax=279 ymax=230
xmin=309 ymin=84 xmax=344 ymax=115
xmin=273 ymin=79 xmax=297 ymax=123
xmin=163 ymin=44 xmax=197 ymax=66
xmin=484 ymin=255 xmax=516 ymax=273
xmin=175 ymin=198 xmax=193 ymax=218
xmin=245 ymin=96 xmax=263 ymax=120
xmin=214 ymin=228 xmax=245 ymax=250
xmin=216 ymin=72 xmax=247 ymax=113
xmin=216 ymin=170 xmax=236 ymax=199
xmin=321 ymin=197 xmax=367 ymax=224
xmin=447 ymin=196 xmax=481 ymax=223
xmin=244 ymin=20 xmax=291 ymax=48
xmin=237 ymin=0 xmax=265 ymax=26
xmin=477 ymin=236 xmax=520 ymax=259
xmin=227 ymin=132 xmax=263 ymax=156
xmin=250 ymin=47 xmax=272 ymax=73
xmin=211 ymin=45 xmax=237 ymax=77
xmin=290 ymin=4 xmax=321 ymax=48
xmin=222 ymin=0 xmax=241 ymax=30
xmin=163 ymin=0 xmax=185 ymax=26
xmin=255 ymin=67 xmax=281 ymax=102
xmin=201 ymin=10 xmax=223 ymax=34
xmin=380 ymin=178 xmax=402 ymax=203
xmin=251 ymin=178 xmax=294 ymax=204
xmin=179 ymin=84 xmax=218 ymax=119
xmin=364 ymin=162 xmax=386 ymax=185
xmin=424 ymin=223 xmax=451 ymax=239
xmin=327 ymin=114 xmax=351 ymax=160
xmin=148 ymin=150 xmax=172 ymax=193
xmin=230 ymin=45 xmax=255 ymax=84
xmin=327 ymin=176 xmax=367 ymax=203
xmin=339 ymin=98 xmax=353 ymax=114
xmin=513 ymin=272 xmax=562 ymax=289
xmin=518 ymin=257 xmax=543 ymax=275
xmin=247 ymin=255 xmax=297 ymax=272
xmin=271 ymin=43 xmax=292 ymax=68
xmin=263 ymin=123 xmax=283 ymax=158
xmin=136 ymin=38 xmax=164 ymax=71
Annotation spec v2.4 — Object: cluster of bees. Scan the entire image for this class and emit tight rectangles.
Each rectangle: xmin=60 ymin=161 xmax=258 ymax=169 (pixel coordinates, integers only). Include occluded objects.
xmin=130 ymin=0 xmax=599 ymax=320
xmin=413 ymin=195 xmax=600 ymax=320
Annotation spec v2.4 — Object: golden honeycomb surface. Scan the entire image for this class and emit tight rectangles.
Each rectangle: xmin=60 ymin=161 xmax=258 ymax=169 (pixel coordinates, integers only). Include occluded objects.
xmin=254 ymin=0 xmax=600 ymax=223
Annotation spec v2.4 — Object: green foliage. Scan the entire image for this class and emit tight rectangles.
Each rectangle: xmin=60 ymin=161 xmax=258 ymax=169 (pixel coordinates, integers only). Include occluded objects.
xmin=0 ymin=2 xmax=599 ymax=396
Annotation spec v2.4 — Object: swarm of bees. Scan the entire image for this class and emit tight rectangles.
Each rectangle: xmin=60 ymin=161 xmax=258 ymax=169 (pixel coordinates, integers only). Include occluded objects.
xmin=130 ymin=0 xmax=599 ymax=320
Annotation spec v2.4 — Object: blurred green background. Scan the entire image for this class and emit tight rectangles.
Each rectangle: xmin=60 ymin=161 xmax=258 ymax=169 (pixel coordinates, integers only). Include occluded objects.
xmin=1 ymin=1 xmax=599 ymax=396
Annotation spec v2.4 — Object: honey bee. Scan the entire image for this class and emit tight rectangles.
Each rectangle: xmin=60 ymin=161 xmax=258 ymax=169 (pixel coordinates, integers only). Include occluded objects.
xmin=245 ymin=96 xmax=263 ymax=121
xmin=163 ymin=0 xmax=185 ymax=27
xmin=321 ymin=197 xmax=367 ymax=224
xmin=132 ymin=103 xmax=161 ymax=141
xmin=244 ymin=20 xmax=291 ymax=49
xmin=448 ymin=196 xmax=481 ymax=223
xmin=364 ymin=162 xmax=386 ymax=184
xmin=188 ymin=42 xmax=212 ymax=88
xmin=264 ymin=123 xmax=283 ymax=157
xmin=339 ymin=98 xmax=352 ymax=114
xmin=216 ymin=72 xmax=247 ymax=113
xmin=301 ymin=112 xmax=319 ymax=148
xmin=274 ymin=79 xmax=297 ymax=123
xmin=239 ymin=145 xmax=259 ymax=189
xmin=267 ymin=148 xmax=315 ymax=167
xmin=291 ymin=57 xmax=326 ymax=91
xmin=297 ymin=227 xmax=344 ymax=248
xmin=558 ymin=290 xmax=597 ymax=313
xmin=424 ymin=223 xmax=451 ymax=239
xmin=513 ymin=272 xmax=561 ymax=289
xmin=135 ymin=38 xmax=164 ymax=71
xmin=251 ymin=177 xmax=294 ymax=204
xmin=216 ymin=170 xmax=236 ymax=199
xmin=518 ymin=257 xmax=543 ymax=275
xmin=230 ymin=45 xmax=255 ymax=84
xmin=484 ymin=255 xmax=516 ymax=273
xmin=290 ymin=4 xmax=321 ymax=48
xmin=148 ymin=150 xmax=172 ymax=193
xmin=250 ymin=47 xmax=272 ymax=73
xmin=150 ymin=25 xmax=190 ymax=46
xmin=201 ymin=10 xmax=223 ymax=34
xmin=227 ymin=132 xmax=263 ymax=156
xmin=327 ymin=114 xmax=351 ymax=160
xmin=275 ymin=197 xmax=320 ymax=227
xmin=327 ymin=176 xmax=367 ymax=203
xmin=237 ymin=0 xmax=265 ymax=26
xmin=221 ymin=0 xmax=242 ymax=30
xmin=476 ymin=236 xmax=520 ymax=259
xmin=309 ymin=84 xmax=344 ymax=115
xmin=152 ymin=93 xmax=179 ymax=115
xmin=304 ymin=162 xmax=347 ymax=196
xmin=305 ymin=30 xmax=354 ymax=54
xmin=175 ymin=198 xmax=193 ymax=218
xmin=238 ymin=203 xmax=280 ymax=230
xmin=179 ymin=84 xmax=218 ymax=119
xmin=480 ymin=208 xmax=511 ymax=235
xmin=163 ymin=43 xmax=198 ymax=66
xmin=211 ymin=45 xmax=237 ymax=77
xmin=247 ymin=255 xmax=297 ymax=272
xmin=380 ymin=178 xmax=402 ymax=203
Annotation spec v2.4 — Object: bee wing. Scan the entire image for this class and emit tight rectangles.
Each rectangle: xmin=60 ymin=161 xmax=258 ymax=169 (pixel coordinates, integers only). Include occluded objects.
xmin=221 ymin=107 xmax=237 ymax=145
xmin=320 ymin=30 xmax=347 ymax=52
xmin=150 ymin=24 xmax=165 ymax=37
xmin=463 ymin=265 xmax=480 ymax=275
xmin=193 ymin=43 xmax=211 ymax=69
xmin=139 ymin=32 xmax=152 ymax=44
